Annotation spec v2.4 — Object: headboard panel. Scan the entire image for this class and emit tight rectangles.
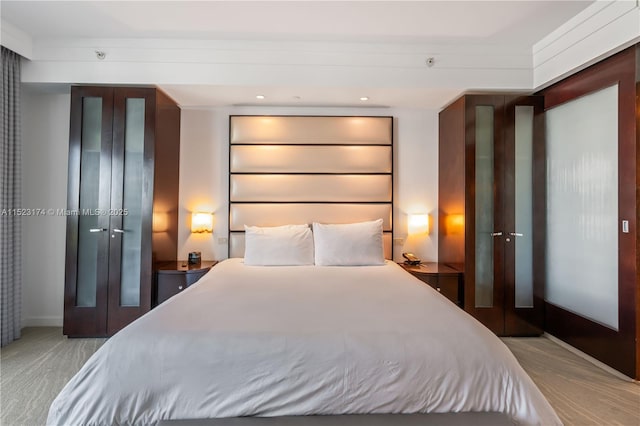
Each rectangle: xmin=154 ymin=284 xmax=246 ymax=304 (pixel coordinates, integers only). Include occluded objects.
xmin=231 ymin=145 xmax=392 ymax=173
xmin=229 ymin=115 xmax=393 ymax=259
xmin=230 ymin=175 xmax=392 ymax=202
xmin=229 ymin=204 xmax=393 ymax=231
xmin=230 ymin=116 xmax=392 ymax=145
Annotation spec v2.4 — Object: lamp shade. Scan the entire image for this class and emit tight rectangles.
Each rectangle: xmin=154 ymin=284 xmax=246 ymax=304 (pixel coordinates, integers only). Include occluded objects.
xmin=408 ymin=214 xmax=429 ymax=235
xmin=191 ymin=212 xmax=213 ymax=233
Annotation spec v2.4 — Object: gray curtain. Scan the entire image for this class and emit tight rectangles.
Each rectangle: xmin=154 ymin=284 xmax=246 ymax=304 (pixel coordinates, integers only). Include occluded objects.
xmin=1 ymin=46 xmax=22 ymax=346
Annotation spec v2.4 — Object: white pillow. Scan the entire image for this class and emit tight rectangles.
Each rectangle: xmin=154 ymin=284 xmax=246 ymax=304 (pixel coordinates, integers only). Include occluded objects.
xmin=312 ymin=219 xmax=385 ymax=266
xmin=244 ymin=224 xmax=314 ymax=266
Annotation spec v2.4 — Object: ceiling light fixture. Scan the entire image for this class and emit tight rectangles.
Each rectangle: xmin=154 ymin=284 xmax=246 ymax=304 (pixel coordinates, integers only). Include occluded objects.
xmin=360 ymin=97 xmax=369 ymax=101
xmin=256 ymin=95 xmax=265 ymax=100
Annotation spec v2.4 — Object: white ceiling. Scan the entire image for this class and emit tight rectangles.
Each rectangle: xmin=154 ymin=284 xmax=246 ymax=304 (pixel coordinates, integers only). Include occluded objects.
xmin=2 ymin=1 xmax=594 ymax=44
xmin=2 ymin=0 xmax=595 ymax=108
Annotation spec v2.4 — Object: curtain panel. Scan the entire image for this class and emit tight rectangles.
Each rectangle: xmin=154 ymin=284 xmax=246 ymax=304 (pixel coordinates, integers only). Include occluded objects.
xmin=1 ymin=46 xmax=22 ymax=346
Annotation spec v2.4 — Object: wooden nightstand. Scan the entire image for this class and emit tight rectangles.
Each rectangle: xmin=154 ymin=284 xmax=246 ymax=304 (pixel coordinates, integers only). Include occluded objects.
xmin=154 ymin=261 xmax=217 ymax=306
xmin=399 ymin=262 xmax=463 ymax=307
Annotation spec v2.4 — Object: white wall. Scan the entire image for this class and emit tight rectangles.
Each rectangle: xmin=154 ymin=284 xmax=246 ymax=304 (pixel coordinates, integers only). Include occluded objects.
xmin=21 ymin=90 xmax=70 ymax=327
xmin=177 ymin=106 xmax=439 ymax=264
xmin=177 ymin=109 xmax=229 ymax=261
xmin=393 ymin=109 xmax=438 ymax=260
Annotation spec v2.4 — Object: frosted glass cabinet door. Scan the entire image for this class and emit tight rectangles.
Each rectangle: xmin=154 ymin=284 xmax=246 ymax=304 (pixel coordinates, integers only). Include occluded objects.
xmin=118 ymin=98 xmax=145 ymax=307
xmin=474 ymin=105 xmax=495 ymax=308
xmin=65 ymin=86 xmax=173 ymax=337
xmin=513 ymin=105 xmax=534 ymax=308
xmin=463 ymin=95 xmax=508 ymax=336
xmin=106 ymin=88 xmax=154 ymax=335
xmin=462 ymin=94 xmax=544 ymax=337
xmin=64 ymin=86 xmax=114 ymax=337
xmin=76 ymin=97 xmax=104 ymax=308
xmin=503 ymin=96 xmax=545 ymax=337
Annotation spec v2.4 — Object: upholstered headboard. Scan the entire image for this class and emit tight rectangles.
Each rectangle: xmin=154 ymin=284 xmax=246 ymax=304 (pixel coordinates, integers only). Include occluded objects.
xmin=229 ymin=115 xmax=393 ymax=258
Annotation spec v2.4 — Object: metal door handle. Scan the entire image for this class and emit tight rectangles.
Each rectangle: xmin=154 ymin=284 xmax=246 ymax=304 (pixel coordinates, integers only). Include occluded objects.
xmin=490 ymin=232 xmax=502 ymax=237
xmin=113 ymin=228 xmax=125 ymax=233
xmin=89 ymin=228 xmax=107 ymax=232
xmin=509 ymin=232 xmax=523 ymax=237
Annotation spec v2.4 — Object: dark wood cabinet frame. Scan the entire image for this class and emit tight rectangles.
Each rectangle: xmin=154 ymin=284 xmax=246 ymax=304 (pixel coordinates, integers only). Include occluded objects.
xmin=439 ymin=94 xmax=545 ymax=337
xmin=503 ymin=95 xmax=545 ymax=337
xmin=64 ymin=86 xmax=114 ymax=337
xmin=463 ymin=95 xmax=507 ymax=335
xmin=64 ymin=86 xmax=180 ymax=337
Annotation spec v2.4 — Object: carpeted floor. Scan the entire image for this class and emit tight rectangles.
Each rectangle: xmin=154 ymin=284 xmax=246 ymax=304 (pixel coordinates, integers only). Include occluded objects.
xmin=1 ymin=327 xmax=639 ymax=426
xmin=1 ymin=328 xmax=107 ymax=426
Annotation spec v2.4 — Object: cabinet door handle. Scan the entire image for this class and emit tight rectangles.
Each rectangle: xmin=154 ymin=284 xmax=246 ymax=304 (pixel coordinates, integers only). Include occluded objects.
xmin=509 ymin=232 xmax=523 ymax=237
xmin=113 ymin=228 xmax=125 ymax=233
xmin=178 ymin=285 xmax=184 ymax=290
xmin=89 ymin=228 xmax=107 ymax=233
xmin=490 ymin=232 xmax=503 ymax=237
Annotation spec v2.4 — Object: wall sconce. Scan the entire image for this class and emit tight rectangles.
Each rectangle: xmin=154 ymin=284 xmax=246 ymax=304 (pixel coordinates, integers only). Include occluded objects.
xmin=191 ymin=212 xmax=213 ymax=233
xmin=408 ymin=214 xmax=429 ymax=235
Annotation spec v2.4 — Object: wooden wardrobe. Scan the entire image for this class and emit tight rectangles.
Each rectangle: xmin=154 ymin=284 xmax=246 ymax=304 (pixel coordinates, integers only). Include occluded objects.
xmin=438 ymin=94 xmax=545 ymax=336
xmin=64 ymin=86 xmax=180 ymax=337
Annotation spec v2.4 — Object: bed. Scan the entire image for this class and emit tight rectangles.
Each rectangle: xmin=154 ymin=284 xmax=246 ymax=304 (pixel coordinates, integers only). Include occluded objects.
xmin=48 ymin=258 xmax=560 ymax=425
xmin=49 ymin=115 xmax=560 ymax=425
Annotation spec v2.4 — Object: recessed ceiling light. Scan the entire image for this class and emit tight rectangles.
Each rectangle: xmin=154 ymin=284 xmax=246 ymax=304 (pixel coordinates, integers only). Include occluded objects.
xmin=360 ymin=97 xmax=369 ymax=101
xmin=256 ymin=95 xmax=265 ymax=100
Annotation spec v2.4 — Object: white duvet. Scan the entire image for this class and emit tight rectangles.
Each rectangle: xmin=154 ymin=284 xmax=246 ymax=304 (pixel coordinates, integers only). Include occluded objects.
xmin=47 ymin=259 xmax=561 ymax=425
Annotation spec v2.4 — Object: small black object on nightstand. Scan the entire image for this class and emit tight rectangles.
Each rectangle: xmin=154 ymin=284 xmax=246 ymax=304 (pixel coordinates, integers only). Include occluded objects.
xmin=188 ymin=251 xmax=201 ymax=265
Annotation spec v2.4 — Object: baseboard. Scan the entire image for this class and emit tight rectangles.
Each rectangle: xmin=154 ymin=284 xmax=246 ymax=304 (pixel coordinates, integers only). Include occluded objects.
xmin=22 ymin=316 xmax=63 ymax=327
xmin=543 ymin=332 xmax=635 ymax=382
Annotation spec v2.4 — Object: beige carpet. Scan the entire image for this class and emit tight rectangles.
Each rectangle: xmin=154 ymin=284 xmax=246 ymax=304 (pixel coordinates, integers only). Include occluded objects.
xmin=1 ymin=328 xmax=639 ymax=426
xmin=1 ymin=328 xmax=106 ymax=426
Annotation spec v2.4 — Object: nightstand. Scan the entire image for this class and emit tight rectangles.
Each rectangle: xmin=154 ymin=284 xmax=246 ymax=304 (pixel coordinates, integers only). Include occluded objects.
xmin=399 ymin=262 xmax=463 ymax=307
xmin=154 ymin=261 xmax=217 ymax=306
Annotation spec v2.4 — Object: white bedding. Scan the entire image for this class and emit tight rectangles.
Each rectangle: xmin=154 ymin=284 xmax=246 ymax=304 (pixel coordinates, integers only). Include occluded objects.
xmin=47 ymin=259 xmax=561 ymax=425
